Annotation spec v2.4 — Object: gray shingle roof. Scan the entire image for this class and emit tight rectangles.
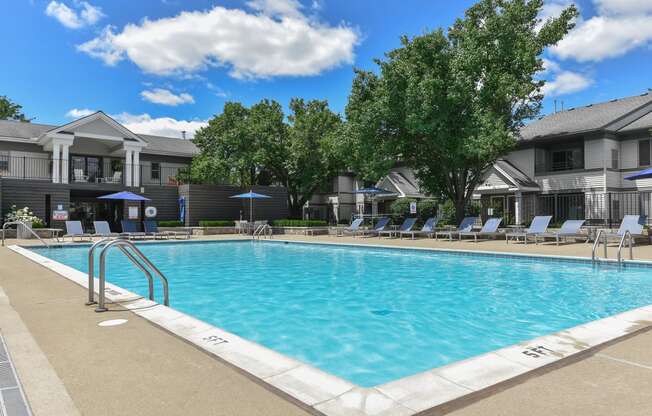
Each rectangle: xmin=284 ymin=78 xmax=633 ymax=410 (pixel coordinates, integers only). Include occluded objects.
xmin=619 ymin=111 xmax=652 ymax=132
xmin=520 ymin=92 xmax=652 ymax=141
xmin=0 ymin=119 xmax=198 ymax=157
xmin=495 ymin=159 xmax=538 ymax=189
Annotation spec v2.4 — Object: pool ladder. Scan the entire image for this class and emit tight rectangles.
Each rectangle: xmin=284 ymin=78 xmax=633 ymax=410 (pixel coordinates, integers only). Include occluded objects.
xmin=87 ymin=238 xmax=169 ymax=312
xmin=592 ymin=229 xmax=633 ymax=264
xmin=1 ymin=221 xmax=49 ymax=247
xmin=253 ymin=223 xmax=273 ymax=239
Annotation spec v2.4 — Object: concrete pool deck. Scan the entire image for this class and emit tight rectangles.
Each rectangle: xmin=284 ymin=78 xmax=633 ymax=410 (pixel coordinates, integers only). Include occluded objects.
xmin=2 ymin=234 xmax=652 ymax=415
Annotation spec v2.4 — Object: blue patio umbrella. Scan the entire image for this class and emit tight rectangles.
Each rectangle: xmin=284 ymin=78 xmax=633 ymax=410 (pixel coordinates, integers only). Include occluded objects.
xmin=624 ymin=168 xmax=652 ymax=181
xmin=229 ymin=190 xmax=271 ymax=223
xmin=97 ymin=191 xmax=151 ymax=201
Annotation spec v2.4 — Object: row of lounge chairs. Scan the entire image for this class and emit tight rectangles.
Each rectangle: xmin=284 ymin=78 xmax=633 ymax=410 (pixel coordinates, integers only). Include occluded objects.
xmin=63 ymin=220 xmax=190 ymax=241
xmin=337 ymin=214 xmax=647 ymax=245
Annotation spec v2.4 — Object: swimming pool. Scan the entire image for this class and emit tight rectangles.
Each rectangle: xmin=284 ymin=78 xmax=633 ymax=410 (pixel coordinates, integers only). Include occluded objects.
xmin=28 ymin=240 xmax=652 ymax=387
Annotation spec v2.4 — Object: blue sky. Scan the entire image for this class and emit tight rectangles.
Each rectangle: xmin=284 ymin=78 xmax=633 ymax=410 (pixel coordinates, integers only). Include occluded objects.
xmin=2 ymin=0 xmax=652 ymax=137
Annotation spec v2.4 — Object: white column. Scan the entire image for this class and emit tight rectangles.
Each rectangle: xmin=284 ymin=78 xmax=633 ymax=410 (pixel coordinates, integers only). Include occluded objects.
xmin=132 ymin=151 xmax=140 ymax=187
xmin=52 ymin=143 xmax=61 ymax=183
xmin=61 ymin=144 xmax=69 ymax=184
xmin=515 ymin=191 xmax=522 ymax=225
xmin=125 ymin=150 xmax=133 ymax=187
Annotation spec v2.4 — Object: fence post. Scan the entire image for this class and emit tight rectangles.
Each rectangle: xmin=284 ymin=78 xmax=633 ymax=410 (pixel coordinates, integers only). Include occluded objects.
xmin=23 ymin=156 xmax=26 ymax=179
xmin=607 ymin=192 xmax=612 ymax=227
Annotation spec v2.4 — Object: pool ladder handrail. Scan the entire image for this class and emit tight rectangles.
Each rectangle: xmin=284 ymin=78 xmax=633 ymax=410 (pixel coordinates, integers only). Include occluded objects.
xmin=253 ymin=223 xmax=272 ymax=239
xmin=1 ymin=221 xmax=49 ymax=247
xmin=88 ymin=238 xmax=169 ymax=312
xmin=592 ymin=229 xmax=634 ymax=264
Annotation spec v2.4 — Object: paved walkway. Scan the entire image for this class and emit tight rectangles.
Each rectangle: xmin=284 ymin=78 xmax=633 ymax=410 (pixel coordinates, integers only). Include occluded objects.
xmin=2 ymin=235 xmax=652 ymax=415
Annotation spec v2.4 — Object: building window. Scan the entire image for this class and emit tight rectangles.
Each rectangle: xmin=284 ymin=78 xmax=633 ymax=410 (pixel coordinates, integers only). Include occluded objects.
xmin=151 ymin=162 xmax=160 ymax=180
xmin=550 ymin=148 xmax=583 ymax=171
xmin=639 ymin=140 xmax=650 ymax=166
xmin=0 ymin=152 xmax=9 ymax=173
xmin=611 ymin=149 xmax=619 ymax=169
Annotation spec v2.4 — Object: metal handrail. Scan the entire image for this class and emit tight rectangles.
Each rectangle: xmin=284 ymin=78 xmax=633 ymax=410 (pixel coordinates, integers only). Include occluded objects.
xmin=253 ymin=223 xmax=272 ymax=239
xmin=592 ymin=229 xmax=607 ymax=263
xmin=95 ymin=239 xmax=169 ymax=312
xmin=617 ymin=230 xmax=634 ymax=263
xmin=1 ymin=221 xmax=49 ymax=247
xmin=87 ymin=238 xmax=155 ymax=306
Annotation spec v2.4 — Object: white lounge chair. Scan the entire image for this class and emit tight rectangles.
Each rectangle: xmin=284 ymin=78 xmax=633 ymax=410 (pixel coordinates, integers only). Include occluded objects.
xmin=534 ymin=219 xmax=585 ymax=245
xmin=435 ymin=217 xmax=478 ymax=241
xmin=599 ymin=215 xmax=647 ymax=244
xmin=143 ymin=220 xmax=190 ymax=240
xmin=64 ymin=221 xmax=93 ymax=242
xmin=93 ymin=221 xmax=121 ymax=238
xmin=400 ymin=217 xmax=438 ymax=239
xmin=459 ymin=217 xmax=503 ymax=242
xmin=338 ymin=218 xmax=364 ymax=237
xmin=379 ymin=217 xmax=417 ymax=238
xmin=505 ymin=216 xmax=552 ymax=245
xmin=358 ymin=217 xmax=391 ymax=237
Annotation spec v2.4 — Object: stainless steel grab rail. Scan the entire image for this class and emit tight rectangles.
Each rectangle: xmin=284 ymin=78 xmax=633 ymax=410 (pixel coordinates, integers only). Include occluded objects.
xmin=1 ymin=221 xmax=49 ymax=247
xmin=592 ymin=229 xmax=607 ymax=263
xmin=87 ymin=238 xmax=155 ymax=306
xmin=95 ymin=239 xmax=169 ymax=312
xmin=617 ymin=230 xmax=633 ymax=263
xmin=253 ymin=224 xmax=272 ymax=239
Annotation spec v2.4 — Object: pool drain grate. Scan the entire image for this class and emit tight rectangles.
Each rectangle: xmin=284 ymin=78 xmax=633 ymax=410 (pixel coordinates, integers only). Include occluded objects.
xmin=0 ymin=334 xmax=31 ymax=416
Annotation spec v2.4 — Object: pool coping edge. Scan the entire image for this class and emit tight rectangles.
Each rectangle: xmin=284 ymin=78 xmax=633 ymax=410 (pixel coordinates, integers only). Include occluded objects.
xmin=8 ymin=240 xmax=652 ymax=416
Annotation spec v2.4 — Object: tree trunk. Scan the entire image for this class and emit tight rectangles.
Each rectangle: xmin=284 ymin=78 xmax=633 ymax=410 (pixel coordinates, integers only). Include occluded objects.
xmin=454 ymin=196 xmax=466 ymax=225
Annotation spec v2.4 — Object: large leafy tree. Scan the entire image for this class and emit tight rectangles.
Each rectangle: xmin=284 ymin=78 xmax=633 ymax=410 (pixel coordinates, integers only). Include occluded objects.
xmin=0 ymin=96 xmax=29 ymax=121
xmin=342 ymin=0 xmax=578 ymax=222
xmin=191 ymin=98 xmax=342 ymax=217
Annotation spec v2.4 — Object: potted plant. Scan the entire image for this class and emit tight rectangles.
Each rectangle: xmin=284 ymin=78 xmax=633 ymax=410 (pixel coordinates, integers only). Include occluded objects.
xmin=5 ymin=205 xmax=45 ymax=239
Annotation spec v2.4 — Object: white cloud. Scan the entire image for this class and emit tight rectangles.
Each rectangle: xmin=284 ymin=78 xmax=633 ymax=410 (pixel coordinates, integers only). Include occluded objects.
xmin=77 ymin=4 xmax=358 ymax=79
xmin=65 ymin=108 xmax=95 ymax=118
xmin=140 ymin=88 xmax=194 ymax=106
xmin=542 ymin=70 xmax=593 ymax=96
xmin=536 ymin=0 xmax=576 ymax=32
xmin=112 ymin=112 xmax=206 ymax=139
xmin=45 ymin=1 xmax=103 ymax=29
xmin=551 ymin=0 xmax=652 ymax=62
xmin=594 ymin=0 xmax=652 ymax=15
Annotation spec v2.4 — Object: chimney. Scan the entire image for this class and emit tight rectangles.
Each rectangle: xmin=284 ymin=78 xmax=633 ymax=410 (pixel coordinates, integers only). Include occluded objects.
xmin=181 ymin=130 xmax=187 ymax=140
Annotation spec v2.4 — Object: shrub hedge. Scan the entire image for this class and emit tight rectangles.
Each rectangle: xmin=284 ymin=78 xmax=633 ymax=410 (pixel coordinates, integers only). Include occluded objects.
xmin=272 ymin=219 xmax=328 ymax=227
xmin=199 ymin=220 xmax=236 ymax=227
xmin=158 ymin=220 xmax=184 ymax=227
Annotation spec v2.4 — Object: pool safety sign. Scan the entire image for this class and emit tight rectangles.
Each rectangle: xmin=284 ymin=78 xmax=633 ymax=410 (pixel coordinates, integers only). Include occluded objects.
xmin=128 ymin=206 xmax=139 ymax=219
xmin=410 ymin=202 xmax=417 ymax=214
xmin=52 ymin=210 xmax=68 ymax=221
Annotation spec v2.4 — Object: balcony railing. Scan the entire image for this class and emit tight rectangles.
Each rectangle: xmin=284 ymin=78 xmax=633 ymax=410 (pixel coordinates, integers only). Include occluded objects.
xmin=0 ymin=156 xmax=186 ymax=187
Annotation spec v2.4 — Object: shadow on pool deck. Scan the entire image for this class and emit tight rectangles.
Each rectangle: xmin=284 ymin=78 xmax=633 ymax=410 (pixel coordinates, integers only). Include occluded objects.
xmin=4 ymin=234 xmax=652 ymax=416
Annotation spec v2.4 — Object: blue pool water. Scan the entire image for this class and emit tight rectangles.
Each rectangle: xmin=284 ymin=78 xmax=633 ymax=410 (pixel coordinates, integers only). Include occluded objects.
xmin=30 ymin=241 xmax=652 ymax=387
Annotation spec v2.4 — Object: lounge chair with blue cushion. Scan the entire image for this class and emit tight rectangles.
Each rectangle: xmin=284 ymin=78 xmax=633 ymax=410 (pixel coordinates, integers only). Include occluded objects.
xmin=63 ymin=221 xmax=93 ymax=242
xmin=121 ymin=220 xmax=147 ymax=240
xmin=534 ymin=219 xmax=585 ymax=245
xmin=143 ymin=220 xmax=190 ymax=240
xmin=459 ymin=217 xmax=503 ymax=242
xmin=435 ymin=217 xmax=478 ymax=241
xmin=358 ymin=217 xmax=391 ymax=237
xmin=400 ymin=217 xmax=438 ymax=239
xmin=379 ymin=217 xmax=417 ymax=238
xmin=505 ymin=215 xmax=552 ymax=245
xmin=93 ymin=221 xmax=121 ymax=238
xmin=339 ymin=218 xmax=364 ymax=237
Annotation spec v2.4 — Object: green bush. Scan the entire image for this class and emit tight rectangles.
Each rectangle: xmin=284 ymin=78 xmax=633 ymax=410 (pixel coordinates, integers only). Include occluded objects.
xmin=31 ymin=222 xmax=46 ymax=229
xmin=390 ymin=198 xmax=439 ymax=223
xmin=272 ymin=219 xmax=328 ymax=227
xmin=158 ymin=220 xmax=184 ymax=227
xmin=199 ymin=220 xmax=236 ymax=227
xmin=439 ymin=199 xmax=482 ymax=225
xmin=417 ymin=199 xmax=438 ymax=222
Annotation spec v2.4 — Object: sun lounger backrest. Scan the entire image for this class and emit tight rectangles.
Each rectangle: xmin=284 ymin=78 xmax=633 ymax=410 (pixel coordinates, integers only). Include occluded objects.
xmin=458 ymin=217 xmax=477 ymax=233
xmin=65 ymin=221 xmax=84 ymax=235
xmin=422 ymin=217 xmax=438 ymax=232
xmin=527 ymin=216 xmax=552 ymax=233
xmin=349 ymin=218 xmax=363 ymax=230
xmin=93 ymin=221 xmax=112 ymax=235
xmin=617 ymin=215 xmax=645 ymax=236
xmin=121 ymin=220 xmax=138 ymax=233
xmin=373 ymin=217 xmax=390 ymax=231
xmin=143 ymin=220 xmax=158 ymax=233
xmin=399 ymin=218 xmax=417 ymax=232
xmin=480 ymin=218 xmax=502 ymax=233
xmin=558 ymin=219 xmax=584 ymax=234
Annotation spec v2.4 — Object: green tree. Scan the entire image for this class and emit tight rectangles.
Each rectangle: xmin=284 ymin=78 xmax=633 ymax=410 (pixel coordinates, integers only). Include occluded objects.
xmin=0 ymin=96 xmax=29 ymax=121
xmin=191 ymin=98 xmax=342 ymax=217
xmin=342 ymin=0 xmax=577 ymax=222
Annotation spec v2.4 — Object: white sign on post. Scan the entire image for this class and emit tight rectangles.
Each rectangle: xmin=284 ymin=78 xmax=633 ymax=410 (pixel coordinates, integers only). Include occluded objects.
xmin=128 ymin=206 xmax=139 ymax=220
xmin=52 ymin=210 xmax=68 ymax=221
xmin=410 ymin=201 xmax=417 ymax=214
